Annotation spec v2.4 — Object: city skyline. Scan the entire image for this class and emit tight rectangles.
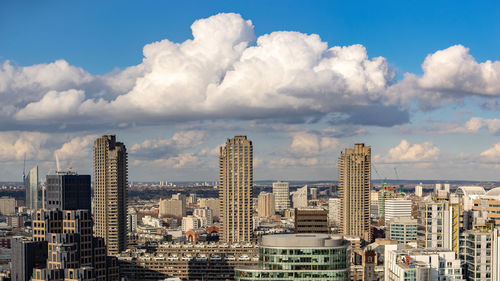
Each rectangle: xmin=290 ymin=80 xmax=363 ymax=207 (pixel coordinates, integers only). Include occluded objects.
xmin=1 ymin=2 xmax=500 ymax=182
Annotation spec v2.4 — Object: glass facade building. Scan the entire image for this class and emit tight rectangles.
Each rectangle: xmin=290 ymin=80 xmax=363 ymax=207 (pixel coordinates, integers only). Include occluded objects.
xmin=235 ymin=233 xmax=349 ymax=281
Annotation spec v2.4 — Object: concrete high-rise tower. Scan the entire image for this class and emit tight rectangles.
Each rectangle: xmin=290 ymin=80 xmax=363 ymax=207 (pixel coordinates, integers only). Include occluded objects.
xmin=93 ymin=135 xmax=128 ymax=255
xmin=219 ymin=136 xmax=253 ymax=243
xmin=338 ymin=143 xmax=371 ymax=242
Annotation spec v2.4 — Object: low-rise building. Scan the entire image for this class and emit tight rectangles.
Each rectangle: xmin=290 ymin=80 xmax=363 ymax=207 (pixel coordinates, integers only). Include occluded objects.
xmin=385 ymin=245 xmax=464 ymax=281
xmin=388 ymin=217 xmax=417 ymax=244
xmin=118 ymin=241 xmax=258 ymax=281
xmin=294 ymin=208 xmax=328 ymax=234
xmin=235 ymin=233 xmax=349 ymax=281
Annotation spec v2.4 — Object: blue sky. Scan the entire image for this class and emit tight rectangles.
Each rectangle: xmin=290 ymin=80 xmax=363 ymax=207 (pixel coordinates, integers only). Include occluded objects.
xmin=0 ymin=1 xmax=499 ymax=181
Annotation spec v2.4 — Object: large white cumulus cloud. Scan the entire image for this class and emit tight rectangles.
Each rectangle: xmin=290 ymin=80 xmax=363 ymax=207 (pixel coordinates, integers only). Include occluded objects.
xmin=2 ymin=13 xmax=399 ymax=128
xmin=386 ymin=45 xmax=500 ymax=109
xmin=419 ymin=45 xmax=500 ymax=95
xmin=1 ymin=13 xmax=499 ymax=129
xmin=375 ymin=140 xmax=440 ymax=164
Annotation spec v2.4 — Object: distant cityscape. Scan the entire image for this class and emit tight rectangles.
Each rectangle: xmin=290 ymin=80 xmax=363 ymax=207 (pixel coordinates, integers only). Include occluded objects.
xmin=0 ymin=135 xmax=498 ymax=281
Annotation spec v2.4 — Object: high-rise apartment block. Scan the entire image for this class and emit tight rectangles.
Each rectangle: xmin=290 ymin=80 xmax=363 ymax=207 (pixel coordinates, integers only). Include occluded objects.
xmin=45 ymin=172 xmax=91 ymax=212
xmin=257 ymin=192 xmax=275 ymax=218
xmin=272 ymin=181 xmax=290 ymax=212
xmin=219 ymin=136 xmax=253 ymax=243
xmin=417 ymin=195 xmax=461 ymax=254
xmin=93 ymin=135 xmax=128 ymax=255
xmin=25 ymin=166 xmax=39 ymax=210
xmin=339 ymin=143 xmax=371 ymax=242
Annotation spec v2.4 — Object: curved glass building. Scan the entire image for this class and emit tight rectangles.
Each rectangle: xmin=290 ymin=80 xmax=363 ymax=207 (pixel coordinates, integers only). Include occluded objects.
xmin=235 ymin=233 xmax=349 ymax=281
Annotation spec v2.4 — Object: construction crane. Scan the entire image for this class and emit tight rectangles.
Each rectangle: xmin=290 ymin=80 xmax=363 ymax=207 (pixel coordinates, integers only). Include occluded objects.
xmin=372 ymin=165 xmax=388 ymax=218
xmin=394 ymin=167 xmax=404 ymax=197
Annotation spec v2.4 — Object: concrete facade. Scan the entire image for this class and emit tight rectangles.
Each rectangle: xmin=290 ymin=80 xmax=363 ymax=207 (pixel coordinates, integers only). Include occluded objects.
xmin=339 ymin=143 xmax=371 ymax=242
xmin=93 ymin=135 xmax=128 ymax=255
xmin=219 ymin=136 xmax=253 ymax=243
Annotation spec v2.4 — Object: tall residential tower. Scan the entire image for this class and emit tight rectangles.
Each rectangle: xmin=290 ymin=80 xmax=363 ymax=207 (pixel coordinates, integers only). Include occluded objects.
xmin=338 ymin=143 xmax=372 ymax=241
xmin=219 ymin=136 xmax=253 ymax=243
xmin=93 ymin=135 xmax=128 ymax=255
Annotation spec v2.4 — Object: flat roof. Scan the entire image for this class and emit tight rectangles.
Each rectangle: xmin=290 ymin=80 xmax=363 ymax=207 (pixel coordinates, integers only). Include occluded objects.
xmin=261 ymin=233 xmax=345 ymax=248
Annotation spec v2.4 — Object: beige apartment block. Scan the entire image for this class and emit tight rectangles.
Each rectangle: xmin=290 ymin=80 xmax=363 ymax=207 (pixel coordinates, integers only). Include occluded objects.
xmin=339 ymin=143 xmax=372 ymax=242
xmin=219 ymin=136 xmax=253 ymax=243
xmin=257 ymin=192 xmax=275 ymax=218
xmin=93 ymin=135 xmax=128 ymax=255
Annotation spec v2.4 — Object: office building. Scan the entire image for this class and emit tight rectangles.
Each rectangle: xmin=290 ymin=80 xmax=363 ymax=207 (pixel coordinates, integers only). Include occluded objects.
xmin=388 ymin=217 xmax=417 ymax=244
xmin=328 ymin=198 xmax=341 ymax=226
xmin=93 ymin=135 xmax=128 ymax=255
xmin=338 ymin=143 xmax=371 ymax=241
xmin=25 ymin=165 xmax=39 ymax=210
xmin=219 ymin=136 xmax=253 ymax=243
xmin=456 ymin=186 xmax=485 ymax=211
xmin=257 ymin=192 xmax=275 ymax=218
xmin=272 ymin=181 xmax=290 ymax=212
xmin=292 ymin=185 xmax=308 ymax=208
xmin=235 ymin=233 xmax=349 ymax=281
xmin=384 ymin=199 xmax=412 ymax=224
xmin=159 ymin=196 xmax=186 ymax=219
xmin=294 ymin=208 xmax=328 ymax=234
xmin=472 ymin=187 xmax=500 ymax=228
xmin=45 ymin=172 xmax=91 ymax=212
xmin=0 ymin=196 xmax=15 ymax=215
xmin=29 ymin=209 xmax=119 ymax=281
xmin=11 ymin=238 xmax=48 ymax=281
xmin=385 ymin=245 xmax=464 ymax=281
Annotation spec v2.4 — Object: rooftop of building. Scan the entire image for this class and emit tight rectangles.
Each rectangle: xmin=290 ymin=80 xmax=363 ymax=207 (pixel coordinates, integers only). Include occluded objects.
xmin=456 ymin=186 xmax=486 ymax=197
xmin=393 ymin=247 xmax=457 ymax=256
xmin=261 ymin=233 xmax=345 ymax=248
xmin=388 ymin=216 xmax=417 ymax=224
xmin=484 ymin=187 xmax=500 ymax=199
